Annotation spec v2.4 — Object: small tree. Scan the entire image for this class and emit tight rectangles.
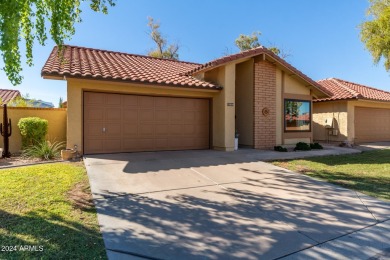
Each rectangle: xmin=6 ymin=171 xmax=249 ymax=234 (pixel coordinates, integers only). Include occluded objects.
xmin=147 ymin=17 xmax=179 ymax=60
xmin=17 ymin=117 xmax=48 ymax=148
xmin=59 ymin=97 xmax=64 ymax=108
xmin=235 ymin=31 xmax=262 ymax=51
xmin=234 ymin=31 xmax=290 ymax=58
xmin=360 ymin=0 xmax=390 ymax=71
xmin=8 ymin=94 xmax=35 ymax=107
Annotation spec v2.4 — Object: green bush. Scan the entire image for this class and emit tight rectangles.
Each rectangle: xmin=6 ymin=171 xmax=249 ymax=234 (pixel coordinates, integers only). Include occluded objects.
xmin=310 ymin=142 xmax=323 ymax=149
xmin=294 ymin=142 xmax=311 ymax=151
xmin=274 ymin=146 xmax=288 ymax=152
xmin=17 ymin=117 xmax=48 ymax=147
xmin=21 ymin=140 xmax=65 ymax=160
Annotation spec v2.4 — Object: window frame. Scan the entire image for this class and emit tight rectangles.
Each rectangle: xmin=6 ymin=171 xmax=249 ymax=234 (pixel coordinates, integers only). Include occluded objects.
xmin=284 ymin=99 xmax=312 ymax=133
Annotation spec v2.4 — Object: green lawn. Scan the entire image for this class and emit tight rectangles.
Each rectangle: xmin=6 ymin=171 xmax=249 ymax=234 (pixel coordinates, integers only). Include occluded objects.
xmin=272 ymin=149 xmax=390 ymax=201
xmin=0 ymin=163 xmax=106 ymax=259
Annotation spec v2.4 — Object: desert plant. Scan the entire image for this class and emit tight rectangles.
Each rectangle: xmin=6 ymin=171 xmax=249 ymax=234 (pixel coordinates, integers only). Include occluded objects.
xmin=310 ymin=143 xmax=323 ymax=149
xmin=294 ymin=142 xmax=311 ymax=151
xmin=274 ymin=146 xmax=288 ymax=152
xmin=18 ymin=117 xmax=48 ymax=147
xmin=21 ymin=140 xmax=65 ymax=160
xmin=1 ymin=104 xmax=12 ymax=158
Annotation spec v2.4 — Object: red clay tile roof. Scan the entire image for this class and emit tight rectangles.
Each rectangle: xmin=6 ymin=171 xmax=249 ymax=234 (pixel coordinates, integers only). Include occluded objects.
xmin=315 ymin=78 xmax=390 ymax=102
xmin=183 ymin=46 xmax=332 ymax=97
xmin=41 ymin=45 xmax=221 ymax=90
xmin=0 ymin=89 xmax=21 ymax=104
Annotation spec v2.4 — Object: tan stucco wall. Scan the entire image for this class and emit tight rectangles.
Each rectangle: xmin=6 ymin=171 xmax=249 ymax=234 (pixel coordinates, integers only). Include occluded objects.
xmin=205 ymin=64 xmax=236 ymax=151
xmin=0 ymin=107 xmax=67 ymax=153
xmin=67 ymin=78 xmax=221 ymax=154
xmin=278 ymin=71 xmax=313 ymax=145
xmin=284 ymin=75 xmax=311 ymax=95
xmin=313 ymin=101 xmax=348 ymax=142
xmin=235 ymin=60 xmax=254 ymax=146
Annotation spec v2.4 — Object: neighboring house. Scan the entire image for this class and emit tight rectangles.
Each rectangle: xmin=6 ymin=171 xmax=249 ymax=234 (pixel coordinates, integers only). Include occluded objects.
xmin=0 ymin=89 xmax=21 ymax=104
xmin=42 ymin=45 xmax=330 ymax=154
xmin=313 ymin=78 xmax=390 ymax=144
xmin=25 ymin=99 xmax=55 ymax=108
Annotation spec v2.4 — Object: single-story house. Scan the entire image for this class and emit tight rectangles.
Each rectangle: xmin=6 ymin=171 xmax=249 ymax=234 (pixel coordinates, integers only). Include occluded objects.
xmin=313 ymin=78 xmax=390 ymax=144
xmin=0 ymin=89 xmax=21 ymax=104
xmin=42 ymin=45 xmax=330 ymax=154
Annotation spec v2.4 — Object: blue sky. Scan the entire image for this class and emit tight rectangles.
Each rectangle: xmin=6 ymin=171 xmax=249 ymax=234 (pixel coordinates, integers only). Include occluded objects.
xmin=0 ymin=0 xmax=388 ymax=106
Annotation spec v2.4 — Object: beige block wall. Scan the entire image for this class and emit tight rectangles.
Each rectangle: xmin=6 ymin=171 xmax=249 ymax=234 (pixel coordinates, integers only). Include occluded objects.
xmin=67 ymin=78 xmax=221 ymax=154
xmin=235 ymin=60 xmax=254 ymax=146
xmin=0 ymin=107 xmax=67 ymax=153
xmin=313 ymin=101 xmax=348 ymax=142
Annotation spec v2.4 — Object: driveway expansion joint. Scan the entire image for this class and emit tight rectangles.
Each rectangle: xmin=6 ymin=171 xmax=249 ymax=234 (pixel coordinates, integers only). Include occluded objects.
xmin=355 ymin=191 xmax=379 ymax=222
xmin=275 ymin=218 xmax=390 ymax=259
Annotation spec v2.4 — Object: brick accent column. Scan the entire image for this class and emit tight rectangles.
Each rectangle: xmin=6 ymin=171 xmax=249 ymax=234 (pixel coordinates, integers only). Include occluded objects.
xmin=254 ymin=60 xmax=277 ymax=149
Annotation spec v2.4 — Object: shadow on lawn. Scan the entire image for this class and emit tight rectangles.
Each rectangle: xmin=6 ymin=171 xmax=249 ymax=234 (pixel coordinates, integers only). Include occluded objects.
xmin=299 ymin=169 xmax=390 ymax=201
xmin=0 ymin=208 xmax=106 ymax=259
xmin=93 ymin=173 xmax=389 ymax=259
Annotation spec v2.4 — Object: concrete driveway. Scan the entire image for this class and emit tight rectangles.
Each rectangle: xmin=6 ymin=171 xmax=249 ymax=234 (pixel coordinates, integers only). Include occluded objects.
xmin=84 ymin=149 xmax=390 ymax=260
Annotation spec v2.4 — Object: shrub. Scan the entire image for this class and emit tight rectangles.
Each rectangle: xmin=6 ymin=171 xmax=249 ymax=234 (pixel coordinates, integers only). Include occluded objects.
xmin=18 ymin=117 xmax=48 ymax=147
xmin=310 ymin=142 xmax=323 ymax=149
xmin=21 ymin=140 xmax=65 ymax=160
xmin=274 ymin=146 xmax=288 ymax=152
xmin=294 ymin=142 xmax=311 ymax=151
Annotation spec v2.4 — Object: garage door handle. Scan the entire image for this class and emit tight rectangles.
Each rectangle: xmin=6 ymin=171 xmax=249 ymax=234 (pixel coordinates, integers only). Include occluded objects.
xmin=102 ymin=127 xmax=106 ymax=133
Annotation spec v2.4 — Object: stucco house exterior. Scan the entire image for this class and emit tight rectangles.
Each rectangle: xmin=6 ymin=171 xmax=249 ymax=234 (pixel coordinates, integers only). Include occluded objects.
xmin=313 ymin=78 xmax=390 ymax=144
xmin=42 ymin=45 xmax=330 ymax=154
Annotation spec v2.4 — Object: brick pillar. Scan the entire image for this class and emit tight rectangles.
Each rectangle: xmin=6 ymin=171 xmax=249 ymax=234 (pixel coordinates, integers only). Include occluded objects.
xmin=254 ymin=60 xmax=277 ymax=149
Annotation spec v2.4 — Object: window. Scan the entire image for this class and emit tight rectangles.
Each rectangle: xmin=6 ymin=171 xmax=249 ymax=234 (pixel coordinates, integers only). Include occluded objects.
xmin=284 ymin=99 xmax=311 ymax=132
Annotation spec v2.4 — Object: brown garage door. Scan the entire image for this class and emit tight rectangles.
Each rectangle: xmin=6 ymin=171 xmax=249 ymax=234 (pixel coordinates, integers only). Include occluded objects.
xmin=83 ymin=92 xmax=210 ymax=154
xmin=355 ymin=107 xmax=390 ymax=143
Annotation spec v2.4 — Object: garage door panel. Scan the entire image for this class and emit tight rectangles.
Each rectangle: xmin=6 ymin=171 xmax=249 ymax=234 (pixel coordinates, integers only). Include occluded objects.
xmin=138 ymin=124 xmax=154 ymax=136
xmin=154 ymin=139 xmax=169 ymax=149
xmin=169 ymin=125 xmax=182 ymax=134
xmin=85 ymin=108 xmax=104 ymax=120
xmin=155 ymin=110 xmax=170 ymax=121
xmin=122 ymin=124 xmax=138 ymax=135
xmin=85 ymin=92 xmax=105 ymax=105
xmin=105 ymin=124 xmax=121 ymax=136
xmin=103 ymin=139 xmax=122 ymax=152
xmin=138 ymin=96 xmax=154 ymax=107
xmin=355 ymin=107 xmax=390 ymax=143
xmin=170 ymin=111 xmax=182 ymax=122
xmin=182 ymin=125 xmax=196 ymax=135
xmin=105 ymin=108 xmax=121 ymax=120
xmin=84 ymin=92 xmax=209 ymax=154
xmin=155 ymin=125 xmax=170 ymax=135
xmin=106 ymin=94 xmax=121 ymax=105
xmin=123 ymin=110 xmax=138 ymax=121
xmin=85 ymin=122 xmax=104 ymax=136
xmin=84 ymin=138 xmax=105 ymax=153
xmin=139 ymin=110 xmax=154 ymax=121
xmin=121 ymin=95 xmax=138 ymax=106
